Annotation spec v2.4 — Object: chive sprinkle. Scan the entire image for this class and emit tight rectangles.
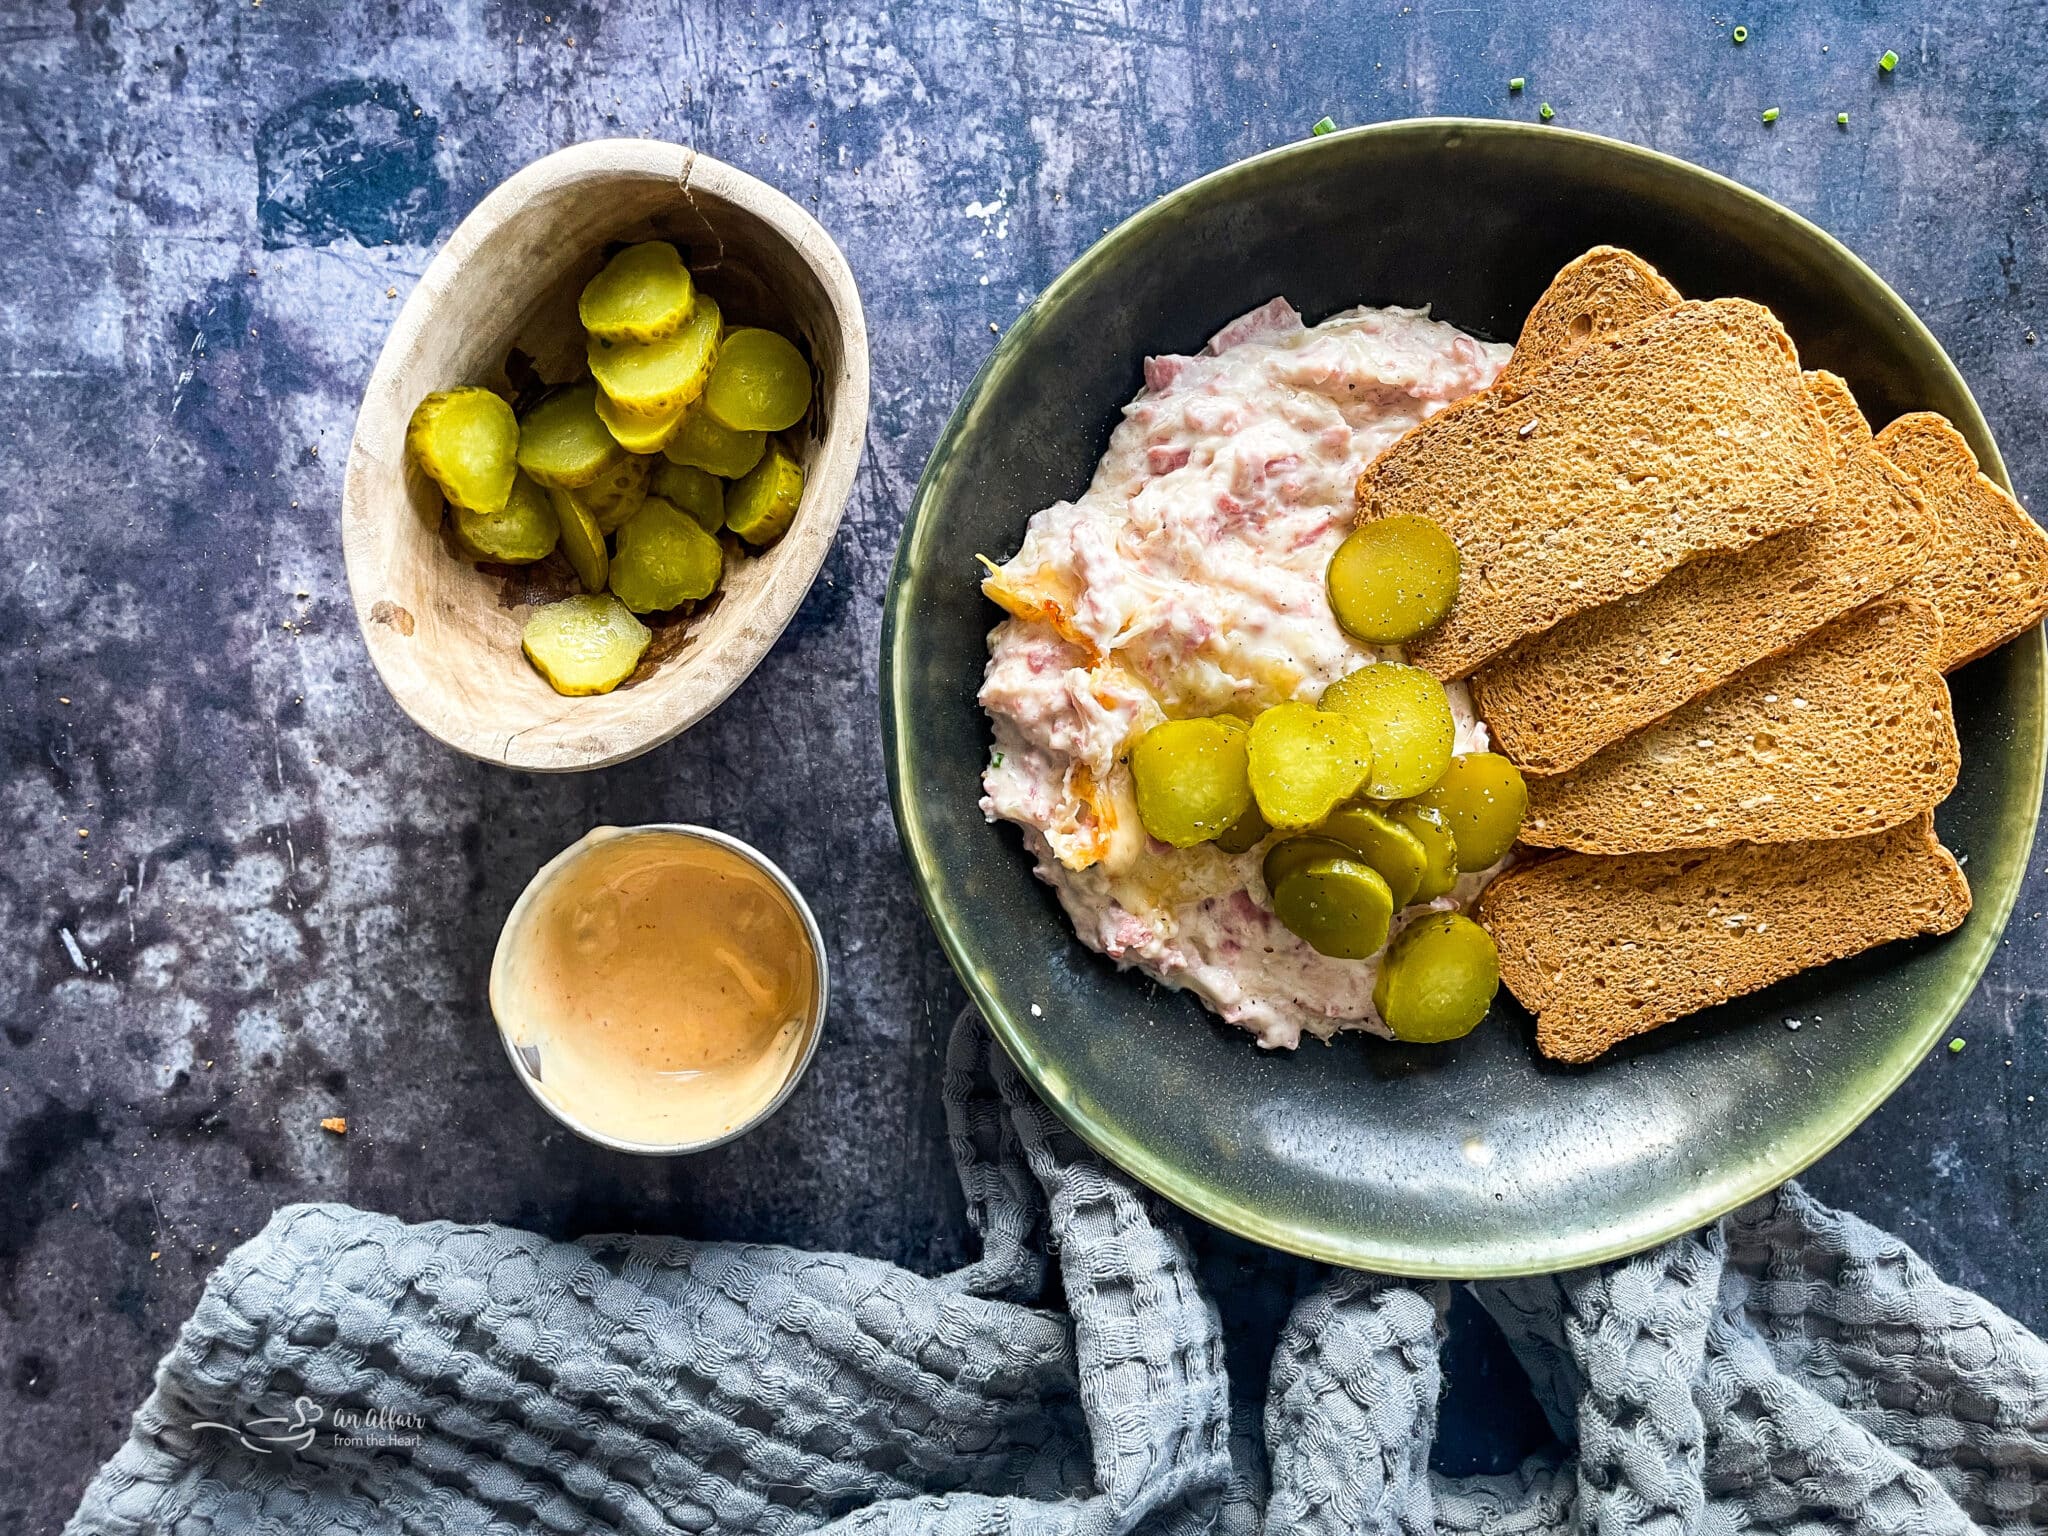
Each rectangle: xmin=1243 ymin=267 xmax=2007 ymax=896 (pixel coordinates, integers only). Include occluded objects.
xmin=1948 ymin=1036 xmax=1967 ymax=1054
xmin=1509 ymin=76 xmax=1526 ymax=91
xmin=1539 ymin=102 xmax=1555 ymax=120
xmin=1837 ymin=111 xmax=1850 ymax=126
xmin=1762 ymin=106 xmax=1780 ymax=122
xmin=1879 ymin=48 xmax=1899 ymax=71
xmin=1311 ymin=115 xmax=1337 ymax=136
xmin=1732 ymin=24 xmax=1748 ymax=43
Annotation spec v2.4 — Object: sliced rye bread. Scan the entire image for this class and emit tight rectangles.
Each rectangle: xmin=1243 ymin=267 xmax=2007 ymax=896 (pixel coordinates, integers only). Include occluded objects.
xmin=1491 ymin=246 xmax=1680 ymax=393
xmin=1874 ymin=411 xmax=2048 ymax=671
xmin=1357 ymin=298 xmax=1835 ymax=679
xmin=1520 ymin=594 xmax=1959 ymax=853
xmin=1480 ymin=813 xmax=1972 ymax=1063
xmin=1475 ymin=370 xmax=1936 ymax=773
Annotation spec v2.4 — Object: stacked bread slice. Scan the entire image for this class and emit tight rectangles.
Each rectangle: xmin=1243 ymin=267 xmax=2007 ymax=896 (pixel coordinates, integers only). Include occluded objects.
xmin=1353 ymin=247 xmax=2048 ymax=1062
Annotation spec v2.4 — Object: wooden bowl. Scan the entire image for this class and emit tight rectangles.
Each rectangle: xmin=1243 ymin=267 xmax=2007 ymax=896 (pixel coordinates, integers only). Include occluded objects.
xmin=342 ymin=139 xmax=868 ymax=771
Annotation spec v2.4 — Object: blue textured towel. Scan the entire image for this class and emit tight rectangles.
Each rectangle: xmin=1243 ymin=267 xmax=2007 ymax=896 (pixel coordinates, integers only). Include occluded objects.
xmin=71 ymin=1012 xmax=2048 ymax=1534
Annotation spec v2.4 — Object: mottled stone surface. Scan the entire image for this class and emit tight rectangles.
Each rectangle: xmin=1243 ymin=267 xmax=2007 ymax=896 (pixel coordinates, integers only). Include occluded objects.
xmin=3 ymin=1 xmax=2045 ymax=1524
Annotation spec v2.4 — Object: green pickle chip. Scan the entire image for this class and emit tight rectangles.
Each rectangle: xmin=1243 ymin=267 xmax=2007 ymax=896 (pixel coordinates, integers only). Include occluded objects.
xmin=1327 ymin=515 xmax=1461 ymax=644
xmin=450 ymin=469 xmax=558 ymax=563
xmin=1271 ymin=857 xmax=1394 ymax=960
xmin=578 ymin=453 xmax=652 ymax=533
xmin=1129 ymin=717 xmax=1253 ymax=847
xmin=1413 ymin=752 xmax=1527 ymax=872
xmin=1373 ymin=913 xmax=1500 ymax=1043
xmin=1214 ymin=796 xmax=1271 ymax=855
xmin=702 ymin=327 xmax=813 ymax=432
xmin=1388 ymin=802 xmax=1459 ymax=902
xmin=664 ymin=409 xmax=767 ymax=479
xmin=1320 ymin=662 xmax=1457 ymax=800
xmin=546 ymin=485 xmax=609 ymax=593
xmin=1247 ymin=701 xmax=1373 ymax=829
xmin=1261 ymin=835 xmax=1354 ymax=896
xmin=1317 ymin=805 xmax=1427 ymax=907
xmin=650 ymin=460 xmax=725 ymax=532
xmin=521 ymin=594 xmax=650 ymax=697
xmin=609 ymin=497 xmax=724 ymax=613
xmin=588 ymin=291 xmax=721 ymax=418
xmin=724 ymin=443 xmax=805 ymax=546
xmin=578 ymin=241 xmax=695 ymax=344
xmin=407 ymin=386 xmax=518 ymax=513
xmin=517 ymin=383 xmax=624 ymax=490
xmin=595 ymin=387 xmax=689 ymax=454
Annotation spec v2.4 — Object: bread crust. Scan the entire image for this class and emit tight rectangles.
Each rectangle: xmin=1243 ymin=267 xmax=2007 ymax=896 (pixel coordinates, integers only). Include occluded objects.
xmin=1482 ymin=814 xmax=1972 ymax=1063
xmin=1476 ymin=370 xmax=1936 ymax=773
xmin=1358 ymin=299 xmax=1835 ymax=680
xmin=1519 ymin=595 xmax=1959 ymax=853
xmin=1876 ymin=411 xmax=2048 ymax=671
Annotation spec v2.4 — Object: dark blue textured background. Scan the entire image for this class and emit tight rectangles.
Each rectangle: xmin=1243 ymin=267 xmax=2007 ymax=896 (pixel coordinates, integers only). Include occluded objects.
xmin=3 ymin=2 xmax=2044 ymax=1523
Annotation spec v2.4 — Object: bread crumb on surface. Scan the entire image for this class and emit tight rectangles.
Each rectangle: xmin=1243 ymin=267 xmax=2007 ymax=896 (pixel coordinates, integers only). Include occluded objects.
xmin=320 ymin=1116 xmax=347 ymax=1135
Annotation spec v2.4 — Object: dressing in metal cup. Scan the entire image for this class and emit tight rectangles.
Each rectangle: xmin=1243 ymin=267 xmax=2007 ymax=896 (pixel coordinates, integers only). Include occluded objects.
xmin=490 ymin=824 xmax=828 ymax=1154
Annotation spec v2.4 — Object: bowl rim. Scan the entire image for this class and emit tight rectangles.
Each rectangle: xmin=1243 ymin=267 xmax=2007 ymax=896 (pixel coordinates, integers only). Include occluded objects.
xmin=882 ymin=116 xmax=2048 ymax=1275
xmin=341 ymin=137 xmax=870 ymax=772
xmin=487 ymin=822 xmax=831 ymax=1155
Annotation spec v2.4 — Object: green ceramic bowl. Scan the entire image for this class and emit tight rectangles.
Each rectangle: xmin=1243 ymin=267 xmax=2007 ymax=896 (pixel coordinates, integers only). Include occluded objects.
xmin=882 ymin=119 xmax=2045 ymax=1276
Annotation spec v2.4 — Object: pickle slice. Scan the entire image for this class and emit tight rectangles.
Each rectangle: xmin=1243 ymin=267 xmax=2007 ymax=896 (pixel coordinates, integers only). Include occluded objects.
xmin=588 ymin=290 xmax=721 ymax=418
xmin=609 ymin=497 xmax=724 ymax=613
xmin=1373 ymin=913 xmax=1500 ymax=1043
xmin=517 ymin=383 xmax=624 ymax=490
xmin=450 ymin=469 xmax=558 ymax=563
xmin=702 ymin=327 xmax=813 ymax=432
xmin=521 ymin=594 xmax=651 ymax=697
xmin=1262 ymin=834 xmax=1353 ymax=896
xmin=407 ymin=386 xmax=518 ymax=513
xmin=1320 ymin=662 xmax=1457 ymax=800
xmin=663 ymin=408 xmax=767 ymax=479
xmin=1328 ymin=515 xmax=1461 ymax=645
xmin=546 ymin=485 xmax=609 ymax=592
xmin=578 ymin=241 xmax=695 ymax=344
xmin=1129 ymin=717 xmax=1253 ymax=848
xmin=1246 ymin=702 xmax=1374 ymax=830
xmin=1388 ymin=802 xmax=1459 ymax=902
xmin=1413 ymin=752 xmax=1528 ymax=872
xmin=1271 ymin=857 xmax=1394 ymax=960
xmin=650 ymin=460 xmax=725 ymax=532
xmin=1318 ymin=805 xmax=1426 ymax=907
xmin=1214 ymin=797 xmax=1271 ymax=855
xmin=582 ymin=453 xmax=653 ymax=533
xmin=595 ymin=386 xmax=690 ymax=454
xmin=724 ymin=443 xmax=805 ymax=546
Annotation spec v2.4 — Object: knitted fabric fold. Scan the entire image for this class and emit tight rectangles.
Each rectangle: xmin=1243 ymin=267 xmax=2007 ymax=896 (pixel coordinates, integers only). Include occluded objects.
xmin=70 ymin=1010 xmax=2048 ymax=1535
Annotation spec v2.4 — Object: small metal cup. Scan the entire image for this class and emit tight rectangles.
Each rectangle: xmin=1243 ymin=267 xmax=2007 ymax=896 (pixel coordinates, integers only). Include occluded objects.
xmin=489 ymin=823 xmax=829 ymax=1155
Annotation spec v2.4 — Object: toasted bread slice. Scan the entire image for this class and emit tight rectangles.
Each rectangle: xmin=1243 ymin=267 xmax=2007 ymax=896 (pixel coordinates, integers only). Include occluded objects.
xmin=1520 ymin=595 xmax=1958 ymax=853
xmin=1476 ymin=371 xmax=1935 ymax=772
xmin=1357 ymin=299 xmax=1834 ymax=679
xmin=1492 ymin=246 xmax=1680 ymax=392
xmin=1874 ymin=412 xmax=2048 ymax=671
xmin=1481 ymin=814 xmax=1971 ymax=1063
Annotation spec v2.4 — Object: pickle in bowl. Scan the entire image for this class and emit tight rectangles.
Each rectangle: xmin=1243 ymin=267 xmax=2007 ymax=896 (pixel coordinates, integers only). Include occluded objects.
xmin=521 ymin=594 xmax=650 ymax=697
xmin=579 ymin=241 xmax=695 ymax=344
xmin=398 ymin=230 xmax=813 ymax=702
xmin=409 ymin=386 xmax=518 ymax=513
xmin=589 ymin=290 xmax=722 ymax=418
xmin=450 ymin=469 xmax=559 ymax=564
xmin=610 ymin=497 xmax=724 ymax=613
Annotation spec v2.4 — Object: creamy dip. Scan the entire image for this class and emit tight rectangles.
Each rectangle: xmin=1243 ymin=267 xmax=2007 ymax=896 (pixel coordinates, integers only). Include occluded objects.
xmin=978 ymin=300 xmax=1512 ymax=1048
xmin=493 ymin=828 xmax=820 ymax=1147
